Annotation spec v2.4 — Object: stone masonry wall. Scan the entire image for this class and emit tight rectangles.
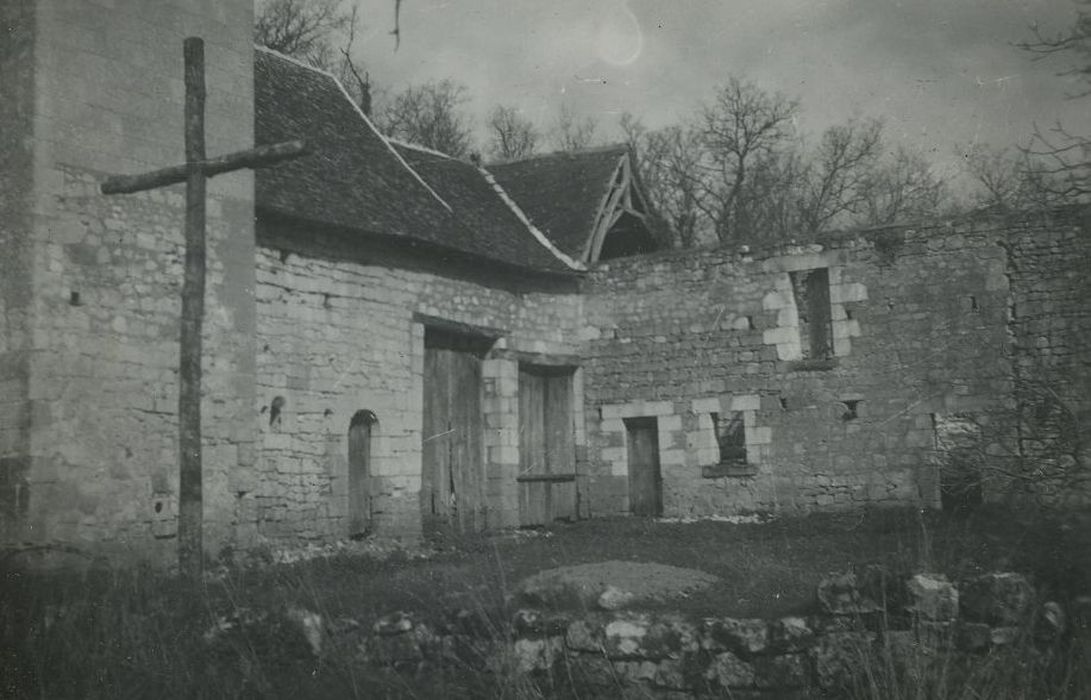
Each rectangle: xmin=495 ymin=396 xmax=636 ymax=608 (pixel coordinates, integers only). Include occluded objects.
xmin=1004 ymin=209 xmax=1091 ymax=504
xmin=580 ymin=217 xmax=1025 ymax=518
xmin=253 ymin=222 xmax=585 ymax=543
xmin=359 ymin=570 xmax=1049 ymax=697
xmin=2 ymin=0 xmax=259 ymax=562
xmin=0 ymin=0 xmax=37 ymax=540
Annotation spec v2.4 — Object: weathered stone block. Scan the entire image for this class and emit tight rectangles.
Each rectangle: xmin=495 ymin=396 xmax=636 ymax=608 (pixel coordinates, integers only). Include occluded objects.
xmin=961 ymin=573 xmax=1034 ymax=626
xmin=513 ymin=636 xmax=564 ymax=672
xmin=702 ymin=617 xmax=768 ymax=655
xmin=768 ymin=616 xmax=815 ymax=653
xmin=906 ymin=573 xmax=959 ymax=621
xmin=705 ymin=650 xmax=756 ymax=688
xmin=566 ymin=618 xmax=605 ymax=652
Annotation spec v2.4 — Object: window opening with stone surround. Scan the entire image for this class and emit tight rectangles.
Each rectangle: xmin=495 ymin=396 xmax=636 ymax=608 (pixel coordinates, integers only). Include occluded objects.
xmin=712 ymin=411 xmax=747 ymax=465
xmin=789 ymin=267 xmax=833 ymax=360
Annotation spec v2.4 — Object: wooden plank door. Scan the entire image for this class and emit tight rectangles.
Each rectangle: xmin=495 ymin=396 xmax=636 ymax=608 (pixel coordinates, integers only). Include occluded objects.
xmin=422 ymin=330 xmax=486 ymax=536
xmin=518 ymin=369 xmax=548 ymax=526
xmin=626 ymin=417 xmax=662 ymax=516
xmin=347 ymin=410 xmax=374 ymax=538
xmin=518 ymin=367 xmax=576 ymax=526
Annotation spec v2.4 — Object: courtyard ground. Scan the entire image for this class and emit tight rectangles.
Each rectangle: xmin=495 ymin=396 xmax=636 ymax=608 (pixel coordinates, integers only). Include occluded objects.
xmin=3 ymin=506 xmax=1090 ymax=698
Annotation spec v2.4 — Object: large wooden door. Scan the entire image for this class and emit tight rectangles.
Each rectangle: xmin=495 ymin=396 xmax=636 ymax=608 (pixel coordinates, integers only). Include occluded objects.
xmin=348 ymin=410 xmax=376 ymax=538
xmin=626 ymin=417 xmax=662 ymax=516
xmin=422 ymin=329 xmax=486 ymax=535
xmin=518 ymin=366 xmax=576 ymax=526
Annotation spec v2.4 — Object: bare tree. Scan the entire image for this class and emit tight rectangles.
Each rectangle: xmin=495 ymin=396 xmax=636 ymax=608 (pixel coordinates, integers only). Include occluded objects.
xmin=696 ymin=78 xmax=800 ymax=245
xmin=255 ymin=0 xmax=375 ymax=112
xmin=797 ymin=118 xmax=884 ymax=235
xmin=486 ymin=105 xmax=539 ymax=161
xmin=550 ymin=105 xmax=598 ymax=151
xmin=254 ymin=0 xmax=351 ymax=68
xmin=859 ymin=146 xmax=948 ymax=226
xmin=1015 ymin=0 xmax=1091 ymax=202
xmin=377 ymin=79 xmax=475 ymax=157
xmin=620 ymin=114 xmax=706 ymax=247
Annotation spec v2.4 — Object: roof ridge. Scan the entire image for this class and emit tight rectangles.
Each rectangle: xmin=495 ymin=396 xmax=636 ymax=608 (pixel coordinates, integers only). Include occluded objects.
xmin=477 ymin=165 xmax=586 ymax=271
xmin=254 ymin=45 xmax=453 ymax=213
xmin=388 ymin=138 xmax=460 ymax=161
xmin=491 ymin=142 xmax=630 ymax=166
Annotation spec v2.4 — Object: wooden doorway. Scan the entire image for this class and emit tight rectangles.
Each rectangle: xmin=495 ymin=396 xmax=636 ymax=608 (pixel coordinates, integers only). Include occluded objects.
xmin=348 ymin=409 xmax=377 ymax=538
xmin=517 ymin=365 xmax=577 ymax=526
xmin=421 ymin=328 xmax=488 ymax=535
xmin=625 ymin=417 xmax=662 ymax=516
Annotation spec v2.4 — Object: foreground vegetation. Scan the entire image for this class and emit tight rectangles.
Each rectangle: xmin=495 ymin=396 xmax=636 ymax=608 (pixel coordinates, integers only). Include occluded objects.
xmin=2 ymin=506 xmax=1089 ymax=698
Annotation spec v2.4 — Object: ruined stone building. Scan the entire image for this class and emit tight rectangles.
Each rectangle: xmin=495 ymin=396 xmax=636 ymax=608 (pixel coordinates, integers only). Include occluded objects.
xmin=3 ymin=1 xmax=1090 ymax=563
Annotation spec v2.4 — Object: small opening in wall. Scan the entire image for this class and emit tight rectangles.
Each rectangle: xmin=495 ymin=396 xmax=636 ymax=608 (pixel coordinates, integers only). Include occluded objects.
xmin=845 ymin=308 xmax=854 ymax=320
xmin=841 ymin=400 xmax=861 ymax=421
xmin=779 ymin=396 xmax=789 ymax=411
xmin=324 ymin=408 xmax=333 ymax=417
xmin=279 ymin=249 xmax=291 ymax=263
xmin=712 ymin=411 xmax=748 ymax=464
xmin=969 ymin=295 xmax=979 ymax=312
xmin=746 ymin=316 xmax=755 ymax=330
xmin=154 ymin=501 xmax=163 ymax=514
xmin=323 ymin=293 xmax=332 ymax=309
xmin=69 ymin=291 xmax=81 ymax=306
xmin=270 ymin=395 xmax=286 ymax=427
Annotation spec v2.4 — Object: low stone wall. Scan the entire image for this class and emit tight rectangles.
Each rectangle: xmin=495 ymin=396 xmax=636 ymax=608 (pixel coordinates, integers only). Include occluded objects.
xmin=360 ymin=570 xmax=1060 ymax=697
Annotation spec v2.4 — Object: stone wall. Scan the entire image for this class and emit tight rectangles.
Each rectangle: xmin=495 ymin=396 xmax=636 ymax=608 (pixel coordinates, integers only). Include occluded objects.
xmin=1004 ymin=209 xmax=1091 ymax=504
xmin=0 ymin=0 xmax=258 ymax=561
xmin=0 ymin=0 xmax=37 ymax=540
xmin=579 ymin=217 xmax=1041 ymax=518
xmin=252 ymin=221 xmax=585 ymax=543
xmin=359 ymin=570 xmax=1050 ymax=697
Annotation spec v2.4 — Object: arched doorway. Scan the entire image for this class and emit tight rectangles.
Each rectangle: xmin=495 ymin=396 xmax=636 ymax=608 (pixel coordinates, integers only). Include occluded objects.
xmin=348 ymin=409 xmax=378 ymax=538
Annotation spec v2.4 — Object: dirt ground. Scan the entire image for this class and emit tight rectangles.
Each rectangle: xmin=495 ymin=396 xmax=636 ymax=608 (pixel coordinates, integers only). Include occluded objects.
xmin=516 ymin=560 xmax=720 ymax=608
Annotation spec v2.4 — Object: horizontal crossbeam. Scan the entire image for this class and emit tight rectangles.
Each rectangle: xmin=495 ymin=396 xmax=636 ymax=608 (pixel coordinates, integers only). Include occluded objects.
xmin=100 ymin=139 xmax=308 ymax=195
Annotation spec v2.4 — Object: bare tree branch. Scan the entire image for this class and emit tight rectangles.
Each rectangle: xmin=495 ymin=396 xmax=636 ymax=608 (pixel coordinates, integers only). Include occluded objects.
xmin=376 ymin=79 xmax=475 ymax=157
xmin=486 ymin=105 xmax=539 ymax=161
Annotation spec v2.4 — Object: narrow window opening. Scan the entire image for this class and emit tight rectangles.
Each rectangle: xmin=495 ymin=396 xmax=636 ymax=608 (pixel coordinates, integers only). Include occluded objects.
xmin=712 ymin=411 xmax=748 ymax=465
xmin=348 ymin=409 xmax=378 ymax=539
xmin=789 ymin=268 xmax=833 ymax=360
xmin=779 ymin=396 xmax=789 ymax=411
xmin=969 ymin=295 xmax=979 ymax=312
xmin=323 ymin=293 xmax=332 ymax=309
xmin=269 ymin=395 xmax=286 ymax=427
xmin=841 ymin=400 xmax=861 ymax=421
xmin=746 ymin=315 xmax=756 ymax=330
xmin=69 ymin=291 xmax=81 ymax=306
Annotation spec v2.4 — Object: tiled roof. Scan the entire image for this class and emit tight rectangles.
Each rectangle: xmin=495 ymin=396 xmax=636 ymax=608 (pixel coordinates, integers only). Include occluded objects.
xmin=253 ymin=48 xmax=575 ymax=273
xmin=489 ymin=146 xmax=630 ymax=260
xmin=390 ymin=141 xmax=583 ymax=271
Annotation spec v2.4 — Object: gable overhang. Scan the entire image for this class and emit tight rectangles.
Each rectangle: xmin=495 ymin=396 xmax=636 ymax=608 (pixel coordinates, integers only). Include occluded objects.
xmin=584 ymin=151 xmax=656 ymax=264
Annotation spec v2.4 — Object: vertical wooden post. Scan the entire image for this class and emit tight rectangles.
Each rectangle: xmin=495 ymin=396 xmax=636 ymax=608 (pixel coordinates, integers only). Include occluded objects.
xmin=178 ymin=37 xmax=206 ymax=580
xmin=100 ymin=39 xmax=307 ymax=578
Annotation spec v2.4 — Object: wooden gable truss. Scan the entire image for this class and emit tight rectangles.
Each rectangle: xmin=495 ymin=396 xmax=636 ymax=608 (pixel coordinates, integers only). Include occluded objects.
xmin=585 ymin=152 xmax=659 ymax=263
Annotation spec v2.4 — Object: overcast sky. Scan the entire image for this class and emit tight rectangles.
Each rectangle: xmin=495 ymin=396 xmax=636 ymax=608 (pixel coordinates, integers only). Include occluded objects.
xmin=351 ymin=0 xmax=1088 ymax=176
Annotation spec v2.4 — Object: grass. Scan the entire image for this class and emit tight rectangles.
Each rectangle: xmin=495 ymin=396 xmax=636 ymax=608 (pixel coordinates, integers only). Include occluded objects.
xmin=2 ymin=505 xmax=1089 ymax=698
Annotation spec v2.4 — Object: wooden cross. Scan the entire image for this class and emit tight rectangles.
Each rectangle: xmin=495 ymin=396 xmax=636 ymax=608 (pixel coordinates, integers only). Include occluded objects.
xmin=101 ymin=37 xmax=307 ymax=579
